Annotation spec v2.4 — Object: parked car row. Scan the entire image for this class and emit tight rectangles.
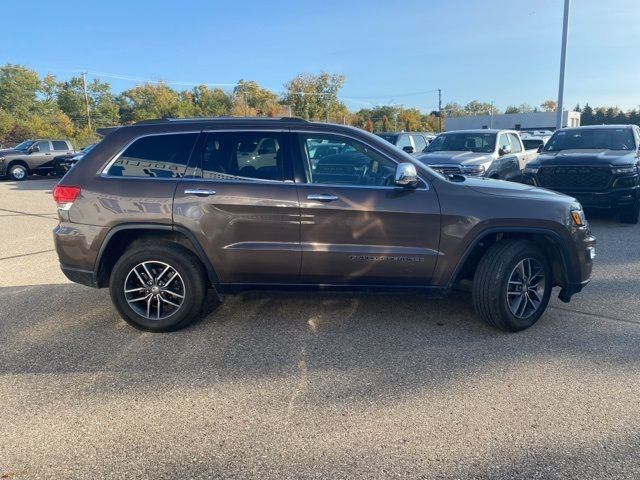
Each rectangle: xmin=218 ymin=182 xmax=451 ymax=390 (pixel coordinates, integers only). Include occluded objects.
xmin=378 ymin=125 xmax=640 ymax=224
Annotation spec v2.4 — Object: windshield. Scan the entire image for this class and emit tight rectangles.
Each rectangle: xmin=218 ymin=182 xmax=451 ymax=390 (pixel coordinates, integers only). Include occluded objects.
xmin=544 ymin=128 xmax=635 ymax=152
xmin=426 ymin=132 xmax=496 ymax=153
xmin=14 ymin=140 xmax=35 ymax=151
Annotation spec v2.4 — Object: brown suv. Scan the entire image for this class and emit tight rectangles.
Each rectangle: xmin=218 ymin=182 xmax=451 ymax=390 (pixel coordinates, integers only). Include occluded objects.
xmin=53 ymin=117 xmax=595 ymax=332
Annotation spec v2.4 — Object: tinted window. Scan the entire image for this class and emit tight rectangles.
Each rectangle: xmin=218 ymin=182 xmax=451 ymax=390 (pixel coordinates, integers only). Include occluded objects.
xmin=523 ymin=139 xmax=543 ymax=150
xmin=411 ymin=134 xmax=427 ymax=152
xmin=300 ymin=134 xmax=398 ymax=187
xmin=427 ymin=132 xmax=496 ymax=153
xmin=52 ymin=141 xmax=69 ymax=151
xmin=107 ymin=133 xmax=198 ymax=178
xmin=36 ymin=141 xmax=51 ymax=152
xmin=545 ymin=128 xmax=635 ymax=151
xmin=200 ymin=132 xmax=285 ymax=182
xmin=508 ymin=133 xmax=522 ymax=153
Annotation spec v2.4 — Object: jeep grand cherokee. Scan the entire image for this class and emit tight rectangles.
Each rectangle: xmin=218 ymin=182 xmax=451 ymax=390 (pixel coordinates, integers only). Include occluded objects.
xmin=53 ymin=117 xmax=595 ymax=332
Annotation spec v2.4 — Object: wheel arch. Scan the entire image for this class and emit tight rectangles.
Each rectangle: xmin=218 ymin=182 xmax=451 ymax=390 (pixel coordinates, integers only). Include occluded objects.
xmin=450 ymin=227 xmax=572 ymax=290
xmin=8 ymin=159 xmax=31 ymax=174
xmin=94 ymin=223 xmax=220 ymax=288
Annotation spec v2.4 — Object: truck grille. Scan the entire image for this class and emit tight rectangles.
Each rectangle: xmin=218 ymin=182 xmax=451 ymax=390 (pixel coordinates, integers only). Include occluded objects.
xmin=431 ymin=165 xmax=462 ymax=176
xmin=537 ymin=166 xmax=612 ymax=191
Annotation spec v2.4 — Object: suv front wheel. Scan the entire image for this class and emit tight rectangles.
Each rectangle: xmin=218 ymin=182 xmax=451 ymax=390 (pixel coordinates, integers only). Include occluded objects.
xmin=473 ymin=240 xmax=552 ymax=332
xmin=8 ymin=164 xmax=28 ymax=181
xmin=109 ymin=242 xmax=207 ymax=332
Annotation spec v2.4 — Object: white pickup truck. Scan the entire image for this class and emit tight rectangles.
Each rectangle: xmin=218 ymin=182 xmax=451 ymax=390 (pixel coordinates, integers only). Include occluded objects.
xmin=414 ymin=129 xmax=538 ymax=181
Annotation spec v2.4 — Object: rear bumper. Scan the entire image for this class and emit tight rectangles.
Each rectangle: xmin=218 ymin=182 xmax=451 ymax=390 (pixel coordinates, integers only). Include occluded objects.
xmin=60 ymin=265 xmax=98 ymax=288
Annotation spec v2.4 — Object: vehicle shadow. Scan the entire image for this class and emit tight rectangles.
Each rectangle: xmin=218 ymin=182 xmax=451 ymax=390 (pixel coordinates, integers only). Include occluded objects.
xmin=1 ymin=283 xmax=638 ymax=403
xmin=4 ymin=176 xmax=59 ymax=192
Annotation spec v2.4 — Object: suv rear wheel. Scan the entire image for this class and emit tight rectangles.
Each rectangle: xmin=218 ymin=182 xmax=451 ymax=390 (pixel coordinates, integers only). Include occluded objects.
xmin=473 ymin=240 xmax=551 ymax=332
xmin=109 ymin=242 xmax=207 ymax=332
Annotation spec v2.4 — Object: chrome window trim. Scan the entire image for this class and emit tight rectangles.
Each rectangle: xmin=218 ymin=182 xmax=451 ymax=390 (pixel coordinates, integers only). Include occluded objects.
xmin=99 ymin=130 xmax=201 ymax=178
xmin=99 ymin=127 xmax=431 ymax=191
xmin=291 ymin=129 xmax=430 ymax=191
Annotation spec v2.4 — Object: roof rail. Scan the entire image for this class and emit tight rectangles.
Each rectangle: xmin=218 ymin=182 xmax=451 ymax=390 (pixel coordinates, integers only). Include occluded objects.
xmin=133 ymin=116 xmax=311 ymax=126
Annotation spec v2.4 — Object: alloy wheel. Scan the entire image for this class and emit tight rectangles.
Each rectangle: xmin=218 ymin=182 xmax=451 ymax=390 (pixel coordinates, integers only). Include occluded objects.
xmin=124 ymin=261 xmax=185 ymax=320
xmin=506 ymin=258 xmax=546 ymax=319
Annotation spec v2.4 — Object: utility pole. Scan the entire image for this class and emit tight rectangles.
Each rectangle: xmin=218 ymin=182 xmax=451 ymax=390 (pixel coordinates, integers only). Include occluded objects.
xmin=438 ymin=89 xmax=442 ymax=132
xmin=81 ymin=71 xmax=92 ymax=130
xmin=556 ymin=0 xmax=570 ymax=130
xmin=490 ymin=100 xmax=494 ymax=128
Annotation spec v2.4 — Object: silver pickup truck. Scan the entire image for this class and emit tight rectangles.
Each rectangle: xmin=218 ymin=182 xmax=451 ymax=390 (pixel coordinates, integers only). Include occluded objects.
xmin=415 ymin=129 xmax=538 ymax=180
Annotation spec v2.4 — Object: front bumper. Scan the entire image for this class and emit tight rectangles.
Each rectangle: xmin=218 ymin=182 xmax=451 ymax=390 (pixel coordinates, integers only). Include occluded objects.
xmin=523 ymin=173 xmax=639 ymax=209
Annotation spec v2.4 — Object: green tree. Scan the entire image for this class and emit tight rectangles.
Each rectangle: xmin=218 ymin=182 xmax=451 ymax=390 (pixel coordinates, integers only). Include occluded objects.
xmin=0 ymin=64 xmax=41 ymax=118
xmin=58 ymin=76 xmax=119 ymax=128
xmin=118 ymin=82 xmax=182 ymax=122
xmin=540 ymin=100 xmax=557 ymax=112
xmin=581 ymin=103 xmax=594 ymax=125
xmin=442 ymin=102 xmax=465 ymax=117
xmin=185 ymin=85 xmax=233 ymax=117
xmin=233 ymin=80 xmax=278 ymax=116
xmin=281 ymin=72 xmax=346 ymax=121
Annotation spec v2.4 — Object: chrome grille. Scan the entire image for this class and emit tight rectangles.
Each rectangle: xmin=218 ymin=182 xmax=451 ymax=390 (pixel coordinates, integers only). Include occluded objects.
xmin=431 ymin=165 xmax=462 ymax=176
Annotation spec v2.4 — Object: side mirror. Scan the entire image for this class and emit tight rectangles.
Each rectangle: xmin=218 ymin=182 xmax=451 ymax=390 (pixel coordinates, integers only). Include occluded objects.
xmin=499 ymin=145 xmax=512 ymax=156
xmin=29 ymin=145 xmax=40 ymax=153
xmin=395 ymin=162 xmax=419 ymax=187
xmin=537 ymin=144 xmax=544 ymax=153
xmin=402 ymin=146 xmax=414 ymax=154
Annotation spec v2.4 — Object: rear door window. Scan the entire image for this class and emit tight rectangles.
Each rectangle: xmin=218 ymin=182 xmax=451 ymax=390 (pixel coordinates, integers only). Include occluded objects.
xmin=508 ymin=133 xmax=522 ymax=153
xmin=35 ymin=141 xmax=51 ymax=152
xmin=199 ymin=132 xmax=289 ymax=182
xmin=52 ymin=141 xmax=69 ymax=151
xmin=410 ymin=134 xmax=427 ymax=152
xmin=106 ymin=133 xmax=199 ymax=178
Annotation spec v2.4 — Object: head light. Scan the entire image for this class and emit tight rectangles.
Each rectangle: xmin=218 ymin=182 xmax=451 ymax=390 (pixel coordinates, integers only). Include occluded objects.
xmin=612 ymin=166 xmax=637 ymax=175
xmin=461 ymin=164 xmax=485 ymax=176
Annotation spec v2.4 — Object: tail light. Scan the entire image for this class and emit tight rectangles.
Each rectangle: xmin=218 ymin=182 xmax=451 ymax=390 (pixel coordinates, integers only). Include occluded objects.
xmin=53 ymin=185 xmax=81 ymax=210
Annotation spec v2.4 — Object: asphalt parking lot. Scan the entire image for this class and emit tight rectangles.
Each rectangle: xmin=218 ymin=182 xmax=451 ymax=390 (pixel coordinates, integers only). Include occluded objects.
xmin=1 ymin=177 xmax=639 ymax=479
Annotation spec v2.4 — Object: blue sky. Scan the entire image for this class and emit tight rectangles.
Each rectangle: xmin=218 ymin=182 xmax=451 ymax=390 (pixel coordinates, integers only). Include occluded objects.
xmin=1 ymin=0 xmax=638 ymax=112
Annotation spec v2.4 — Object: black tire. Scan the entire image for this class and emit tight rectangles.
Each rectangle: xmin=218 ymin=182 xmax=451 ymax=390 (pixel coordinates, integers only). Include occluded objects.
xmin=109 ymin=242 xmax=208 ymax=332
xmin=619 ymin=200 xmax=640 ymax=224
xmin=473 ymin=240 xmax=552 ymax=332
xmin=8 ymin=163 xmax=28 ymax=181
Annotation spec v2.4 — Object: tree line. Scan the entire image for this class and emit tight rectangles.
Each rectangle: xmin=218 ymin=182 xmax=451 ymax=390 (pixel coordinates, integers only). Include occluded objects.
xmin=0 ymin=63 xmax=637 ymax=147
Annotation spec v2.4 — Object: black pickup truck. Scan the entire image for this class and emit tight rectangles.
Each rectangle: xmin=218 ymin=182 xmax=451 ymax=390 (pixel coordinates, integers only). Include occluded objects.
xmin=522 ymin=125 xmax=640 ymax=224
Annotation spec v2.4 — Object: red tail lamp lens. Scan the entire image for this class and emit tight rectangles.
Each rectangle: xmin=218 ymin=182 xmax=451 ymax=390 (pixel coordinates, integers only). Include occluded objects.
xmin=53 ymin=185 xmax=81 ymax=204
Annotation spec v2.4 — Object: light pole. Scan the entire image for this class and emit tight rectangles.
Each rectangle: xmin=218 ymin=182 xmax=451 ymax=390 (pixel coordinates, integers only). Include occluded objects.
xmin=556 ymin=0 xmax=570 ymax=130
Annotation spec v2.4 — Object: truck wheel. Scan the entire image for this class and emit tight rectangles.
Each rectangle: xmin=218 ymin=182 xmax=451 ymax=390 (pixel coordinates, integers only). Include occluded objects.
xmin=109 ymin=242 xmax=207 ymax=332
xmin=619 ymin=200 xmax=640 ymax=224
xmin=473 ymin=240 xmax=551 ymax=332
xmin=8 ymin=164 xmax=28 ymax=181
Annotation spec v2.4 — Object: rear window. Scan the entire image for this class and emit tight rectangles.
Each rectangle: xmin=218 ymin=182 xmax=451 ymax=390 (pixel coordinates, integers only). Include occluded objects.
xmin=107 ymin=133 xmax=198 ymax=178
xmin=52 ymin=141 xmax=69 ymax=150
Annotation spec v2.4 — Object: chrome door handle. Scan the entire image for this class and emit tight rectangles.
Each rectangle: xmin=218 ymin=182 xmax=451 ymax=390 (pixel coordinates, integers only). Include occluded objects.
xmin=307 ymin=194 xmax=339 ymax=202
xmin=184 ymin=188 xmax=216 ymax=196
